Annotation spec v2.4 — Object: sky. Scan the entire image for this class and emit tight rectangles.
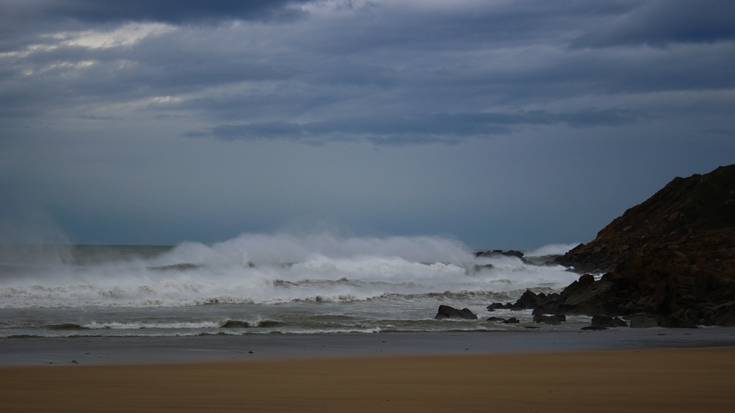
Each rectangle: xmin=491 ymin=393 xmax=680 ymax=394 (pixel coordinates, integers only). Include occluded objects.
xmin=1 ymin=0 xmax=734 ymax=249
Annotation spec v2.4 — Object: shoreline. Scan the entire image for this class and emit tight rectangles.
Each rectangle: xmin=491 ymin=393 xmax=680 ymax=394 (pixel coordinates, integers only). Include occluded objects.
xmin=2 ymin=327 xmax=735 ymax=366
xmin=1 ymin=347 xmax=733 ymax=412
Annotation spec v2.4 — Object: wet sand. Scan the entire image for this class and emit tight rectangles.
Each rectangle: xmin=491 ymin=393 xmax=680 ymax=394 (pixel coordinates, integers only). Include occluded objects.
xmin=3 ymin=328 xmax=735 ymax=366
xmin=1 ymin=347 xmax=733 ymax=412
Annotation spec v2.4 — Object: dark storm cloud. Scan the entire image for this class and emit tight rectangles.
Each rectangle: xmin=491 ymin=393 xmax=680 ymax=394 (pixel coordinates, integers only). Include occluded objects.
xmin=2 ymin=0 xmax=734 ymax=144
xmin=0 ymin=0 xmax=307 ymax=52
xmin=1 ymin=0 xmax=734 ymax=246
xmin=575 ymin=0 xmax=735 ymax=47
xmin=0 ymin=0 xmax=306 ymax=29
xmin=298 ymin=0 xmax=638 ymax=54
xmin=37 ymin=0 xmax=307 ymax=23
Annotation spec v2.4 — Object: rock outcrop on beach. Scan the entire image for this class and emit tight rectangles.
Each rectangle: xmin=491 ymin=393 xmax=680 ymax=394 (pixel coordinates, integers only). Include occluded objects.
xmin=589 ymin=314 xmax=627 ymax=329
xmin=486 ymin=316 xmax=520 ymax=324
xmin=435 ymin=305 xmax=478 ymax=320
xmin=548 ymin=165 xmax=735 ymax=327
xmin=220 ymin=320 xmax=286 ymax=328
xmin=533 ymin=313 xmax=566 ymax=325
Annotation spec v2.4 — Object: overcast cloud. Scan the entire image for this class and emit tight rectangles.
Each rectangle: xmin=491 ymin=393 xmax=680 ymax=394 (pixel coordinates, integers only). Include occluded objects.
xmin=1 ymin=0 xmax=733 ymax=248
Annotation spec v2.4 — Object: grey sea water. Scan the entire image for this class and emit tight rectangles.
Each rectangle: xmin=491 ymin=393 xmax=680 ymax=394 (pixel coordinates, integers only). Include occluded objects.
xmin=0 ymin=234 xmax=584 ymax=338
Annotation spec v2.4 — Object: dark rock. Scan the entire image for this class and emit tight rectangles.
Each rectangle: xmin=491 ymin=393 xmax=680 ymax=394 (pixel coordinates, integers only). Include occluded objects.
xmin=553 ymin=165 xmax=735 ymax=326
xmin=578 ymin=273 xmax=595 ymax=287
xmin=512 ymin=290 xmax=543 ymax=309
xmin=558 ymin=166 xmax=735 ymax=274
xmin=590 ymin=314 xmax=627 ymax=328
xmin=486 ymin=302 xmax=512 ymax=311
xmin=705 ymin=301 xmax=735 ymax=326
xmin=627 ymin=314 xmax=659 ymax=328
xmin=47 ymin=323 xmax=88 ymax=330
xmin=475 ymin=249 xmax=524 ymax=259
xmin=511 ymin=290 xmax=561 ymax=314
xmin=220 ymin=320 xmax=251 ymax=328
xmin=555 ymin=275 xmax=615 ymax=315
xmin=500 ymin=274 xmax=618 ymax=319
xmin=660 ymin=309 xmax=700 ymax=328
xmin=484 ymin=166 xmax=735 ymax=326
xmin=581 ymin=325 xmax=607 ymax=331
xmin=435 ymin=305 xmax=478 ymax=320
xmin=486 ymin=317 xmax=506 ymax=322
xmin=502 ymin=317 xmax=520 ymax=324
xmin=533 ymin=314 xmax=566 ymax=325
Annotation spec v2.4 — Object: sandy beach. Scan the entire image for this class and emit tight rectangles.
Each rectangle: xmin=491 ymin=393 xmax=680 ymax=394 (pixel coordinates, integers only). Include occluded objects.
xmin=1 ymin=347 xmax=733 ymax=412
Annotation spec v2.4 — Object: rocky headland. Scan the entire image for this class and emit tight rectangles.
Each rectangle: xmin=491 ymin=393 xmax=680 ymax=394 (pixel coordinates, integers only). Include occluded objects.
xmin=484 ymin=164 xmax=735 ymax=328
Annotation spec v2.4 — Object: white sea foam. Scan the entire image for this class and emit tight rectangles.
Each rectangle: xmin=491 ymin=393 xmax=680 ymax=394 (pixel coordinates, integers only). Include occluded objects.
xmin=156 ymin=232 xmax=473 ymax=267
xmin=0 ymin=327 xmax=386 ymax=338
xmin=0 ymin=233 xmax=578 ymax=308
xmin=83 ymin=321 xmax=221 ymax=330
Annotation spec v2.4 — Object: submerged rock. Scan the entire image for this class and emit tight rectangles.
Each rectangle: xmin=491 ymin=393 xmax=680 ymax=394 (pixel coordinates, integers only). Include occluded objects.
xmin=220 ymin=320 xmax=251 ymax=329
xmin=533 ymin=313 xmax=566 ymax=325
xmin=590 ymin=314 xmax=627 ymax=329
xmin=487 ymin=316 xmax=521 ymax=323
xmin=47 ymin=323 xmax=88 ymax=330
xmin=486 ymin=302 xmax=512 ymax=311
xmin=435 ymin=305 xmax=478 ymax=320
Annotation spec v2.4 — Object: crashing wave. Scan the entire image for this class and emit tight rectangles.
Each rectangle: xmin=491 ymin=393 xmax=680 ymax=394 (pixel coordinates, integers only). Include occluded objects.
xmin=0 ymin=234 xmax=578 ymax=308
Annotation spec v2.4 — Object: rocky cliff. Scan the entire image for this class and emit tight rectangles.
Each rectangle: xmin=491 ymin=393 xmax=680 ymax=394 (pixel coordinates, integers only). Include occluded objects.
xmin=558 ymin=165 xmax=735 ymax=273
xmin=552 ymin=165 xmax=735 ymax=326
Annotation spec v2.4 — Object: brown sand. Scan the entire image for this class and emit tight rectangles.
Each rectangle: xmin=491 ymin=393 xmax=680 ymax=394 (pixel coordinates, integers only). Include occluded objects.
xmin=1 ymin=347 xmax=733 ymax=412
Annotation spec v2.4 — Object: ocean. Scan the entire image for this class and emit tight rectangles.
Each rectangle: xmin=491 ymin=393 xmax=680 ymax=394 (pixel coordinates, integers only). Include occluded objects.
xmin=0 ymin=233 xmax=586 ymax=338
